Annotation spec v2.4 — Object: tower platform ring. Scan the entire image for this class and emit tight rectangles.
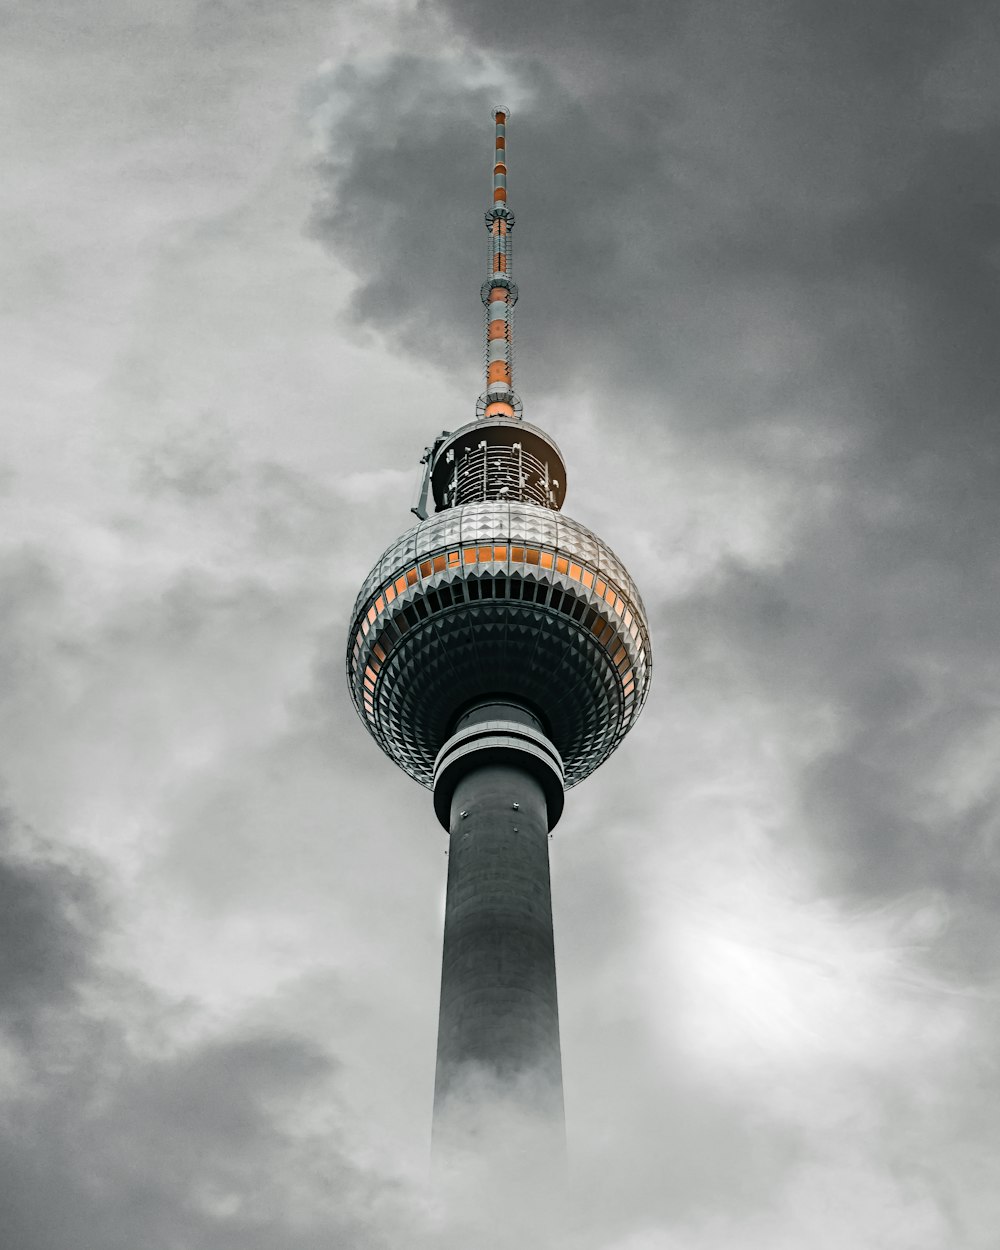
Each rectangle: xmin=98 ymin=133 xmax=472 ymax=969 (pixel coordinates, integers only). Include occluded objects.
xmin=347 ymin=502 xmax=652 ymax=790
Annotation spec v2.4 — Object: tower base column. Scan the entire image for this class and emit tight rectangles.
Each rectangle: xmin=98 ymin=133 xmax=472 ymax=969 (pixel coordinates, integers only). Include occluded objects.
xmin=431 ymin=701 xmax=565 ymax=1155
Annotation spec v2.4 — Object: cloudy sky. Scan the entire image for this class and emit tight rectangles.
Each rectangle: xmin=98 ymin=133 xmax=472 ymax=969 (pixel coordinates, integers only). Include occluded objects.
xmin=3 ymin=0 xmax=999 ymax=1245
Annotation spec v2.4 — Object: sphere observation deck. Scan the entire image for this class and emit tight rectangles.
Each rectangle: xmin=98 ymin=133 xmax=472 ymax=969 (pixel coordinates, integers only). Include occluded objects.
xmin=346 ymin=500 xmax=651 ymax=790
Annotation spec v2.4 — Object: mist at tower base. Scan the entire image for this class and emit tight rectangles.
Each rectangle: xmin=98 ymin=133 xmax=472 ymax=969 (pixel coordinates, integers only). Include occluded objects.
xmin=1 ymin=0 xmax=998 ymax=1248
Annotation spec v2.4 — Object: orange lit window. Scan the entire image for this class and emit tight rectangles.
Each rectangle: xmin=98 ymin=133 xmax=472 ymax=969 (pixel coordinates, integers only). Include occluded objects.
xmin=599 ymin=624 xmax=614 ymax=644
xmin=511 ymin=546 xmax=525 ymax=561
xmin=367 ymin=606 xmax=377 ymax=624
xmin=406 ymin=568 xmax=418 ymax=585
xmin=375 ymin=596 xmax=384 ymax=613
xmin=464 ymin=548 xmax=477 ymax=564
xmin=395 ymin=576 xmax=407 ymax=595
xmin=364 ymin=665 xmax=376 ymax=682
xmin=431 ymin=555 xmax=444 ymax=573
xmin=624 ymin=609 xmax=633 ymax=628
xmin=582 ymin=570 xmax=594 ymax=588
xmin=478 ymin=545 xmax=493 ymax=561
xmin=373 ymin=643 xmax=386 ymax=662
xmin=493 ymin=545 xmax=507 ymax=561
xmin=556 ymin=556 xmax=569 ymax=574
xmin=448 ymin=551 xmax=460 ymax=566
xmin=364 ymin=679 xmax=375 ymax=695
xmin=604 ymin=587 xmax=616 ymax=606
xmin=569 ymin=563 xmax=582 ymax=580
xmin=526 ymin=548 xmax=540 ymax=564
xmin=614 ymin=595 xmax=625 ymax=614
xmin=591 ymin=617 xmax=606 ymax=637
xmin=595 ymin=578 xmax=606 ymax=596
xmin=622 ymin=669 xmax=633 ymax=686
xmin=385 ymin=584 xmax=396 ymax=604
xmin=420 ymin=560 xmax=432 ymax=578
xmin=612 ymin=648 xmax=626 ymax=666
xmin=362 ymin=618 xmax=370 ymax=636
xmin=540 ymin=552 xmax=554 ymax=569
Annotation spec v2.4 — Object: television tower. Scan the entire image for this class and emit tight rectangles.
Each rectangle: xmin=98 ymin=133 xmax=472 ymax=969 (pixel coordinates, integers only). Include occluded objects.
xmin=346 ymin=109 xmax=651 ymax=1146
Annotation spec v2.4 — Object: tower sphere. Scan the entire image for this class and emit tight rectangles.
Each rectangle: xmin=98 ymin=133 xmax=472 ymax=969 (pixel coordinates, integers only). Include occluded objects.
xmin=347 ymin=500 xmax=651 ymax=799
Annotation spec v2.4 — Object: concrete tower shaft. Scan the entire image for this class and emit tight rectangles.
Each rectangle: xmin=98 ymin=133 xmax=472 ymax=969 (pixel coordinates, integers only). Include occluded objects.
xmin=432 ymin=701 xmax=564 ymax=1129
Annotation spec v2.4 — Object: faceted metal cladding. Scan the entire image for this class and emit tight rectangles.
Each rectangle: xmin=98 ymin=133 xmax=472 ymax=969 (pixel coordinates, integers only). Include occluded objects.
xmin=346 ymin=500 xmax=651 ymax=796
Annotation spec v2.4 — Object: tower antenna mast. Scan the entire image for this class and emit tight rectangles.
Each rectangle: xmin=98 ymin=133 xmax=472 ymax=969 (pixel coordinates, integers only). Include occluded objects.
xmin=478 ymin=106 xmax=521 ymax=422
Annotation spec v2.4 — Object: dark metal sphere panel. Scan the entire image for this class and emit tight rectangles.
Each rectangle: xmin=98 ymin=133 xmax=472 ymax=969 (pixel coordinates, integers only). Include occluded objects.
xmin=347 ymin=502 xmax=651 ymax=789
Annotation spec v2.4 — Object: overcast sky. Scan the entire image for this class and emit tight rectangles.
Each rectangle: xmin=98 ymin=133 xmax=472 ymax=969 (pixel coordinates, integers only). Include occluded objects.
xmin=3 ymin=1 xmax=999 ymax=1246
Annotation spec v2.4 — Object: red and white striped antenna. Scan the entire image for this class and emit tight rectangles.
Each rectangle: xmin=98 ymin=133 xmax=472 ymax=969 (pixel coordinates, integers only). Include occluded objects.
xmin=477 ymin=106 xmax=522 ymax=421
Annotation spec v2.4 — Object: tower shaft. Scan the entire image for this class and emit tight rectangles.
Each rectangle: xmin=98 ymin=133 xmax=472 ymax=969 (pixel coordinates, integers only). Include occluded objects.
xmin=434 ymin=761 xmax=563 ymax=1116
xmin=432 ymin=701 xmax=565 ymax=1150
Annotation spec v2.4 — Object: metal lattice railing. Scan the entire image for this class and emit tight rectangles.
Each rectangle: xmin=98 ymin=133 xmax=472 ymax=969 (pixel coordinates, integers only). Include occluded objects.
xmin=449 ymin=443 xmax=557 ymax=509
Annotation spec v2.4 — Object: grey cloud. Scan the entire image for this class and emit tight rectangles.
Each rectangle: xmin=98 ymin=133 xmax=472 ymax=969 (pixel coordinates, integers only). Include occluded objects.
xmin=0 ymin=821 xmax=401 ymax=1250
xmin=0 ymin=821 xmax=102 ymax=1044
xmin=314 ymin=2 xmax=999 ymax=465
xmin=2 ymin=0 xmax=998 ymax=1244
xmin=312 ymin=0 xmax=1000 ymax=941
